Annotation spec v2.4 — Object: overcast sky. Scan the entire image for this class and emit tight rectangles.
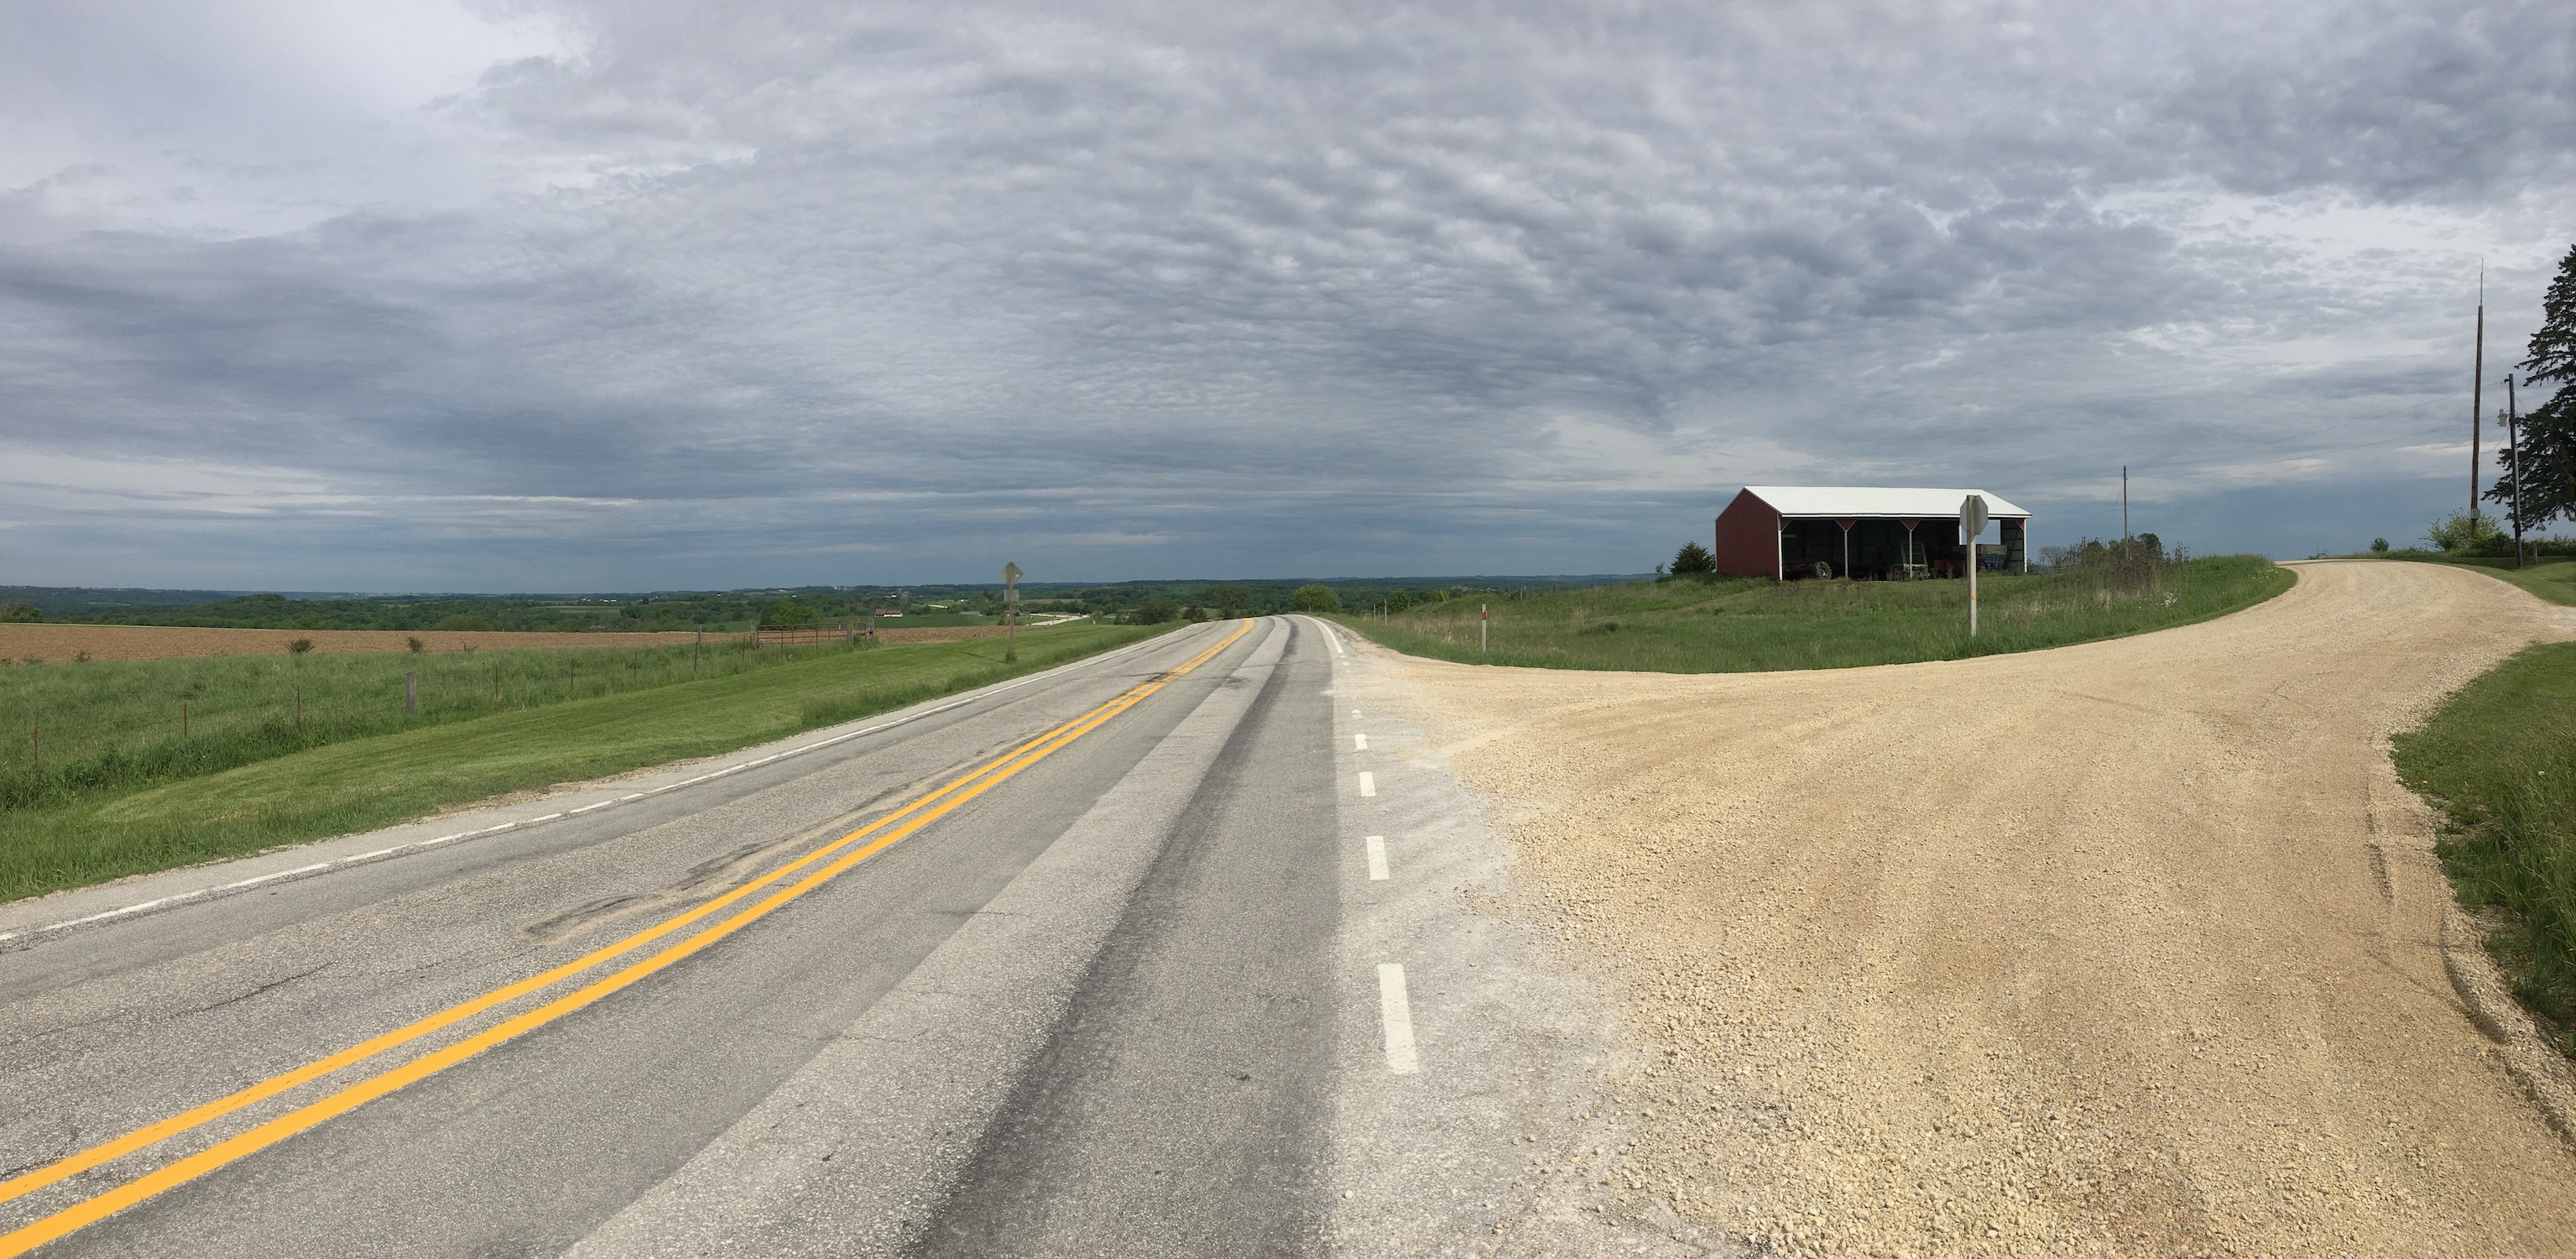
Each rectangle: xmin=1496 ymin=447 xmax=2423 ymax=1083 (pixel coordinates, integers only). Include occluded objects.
xmin=3 ymin=0 xmax=2571 ymax=591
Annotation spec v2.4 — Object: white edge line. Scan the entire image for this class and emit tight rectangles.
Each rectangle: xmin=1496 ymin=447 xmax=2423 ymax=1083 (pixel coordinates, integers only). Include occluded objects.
xmin=0 ymin=622 xmax=1218 ymax=952
xmin=1377 ymin=962 xmax=1420 ymax=1074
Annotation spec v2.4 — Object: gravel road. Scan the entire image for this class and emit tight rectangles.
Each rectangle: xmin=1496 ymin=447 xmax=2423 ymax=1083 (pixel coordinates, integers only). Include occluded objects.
xmin=1347 ymin=561 xmax=2576 ymax=1258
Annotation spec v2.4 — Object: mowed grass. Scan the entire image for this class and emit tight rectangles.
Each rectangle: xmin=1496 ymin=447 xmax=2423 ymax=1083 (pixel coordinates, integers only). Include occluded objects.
xmin=2391 ymin=556 xmax=2576 ymax=607
xmin=1332 ymin=555 xmax=2292 ymax=673
xmin=2395 ymin=641 xmax=2576 ymax=1054
xmin=0 ymin=623 xmax=1171 ymax=903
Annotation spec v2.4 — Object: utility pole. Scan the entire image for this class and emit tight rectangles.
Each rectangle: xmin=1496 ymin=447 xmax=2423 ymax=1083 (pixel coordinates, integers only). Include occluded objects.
xmin=2507 ymin=374 xmax=2524 ymax=568
xmin=2472 ymin=270 xmax=2485 ymax=537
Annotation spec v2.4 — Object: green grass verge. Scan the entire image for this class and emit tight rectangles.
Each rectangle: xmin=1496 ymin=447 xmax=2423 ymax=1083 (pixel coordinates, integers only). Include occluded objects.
xmin=1328 ymin=556 xmax=2292 ymax=673
xmin=2383 ymin=555 xmax=2576 ymax=607
xmin=2393 ymin=641 xmax=2576 ymax=1056
xmin=0 ymin=623 xmax=1172 ymax=904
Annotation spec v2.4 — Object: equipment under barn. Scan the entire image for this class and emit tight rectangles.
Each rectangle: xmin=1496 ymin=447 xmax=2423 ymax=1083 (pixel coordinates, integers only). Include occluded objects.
xmin=1712 ymin=486 xmax=2032 ymax=580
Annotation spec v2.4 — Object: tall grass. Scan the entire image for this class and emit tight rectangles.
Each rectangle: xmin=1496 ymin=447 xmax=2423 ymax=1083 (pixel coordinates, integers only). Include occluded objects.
xmin=2394 ymin=641 xmax=2576 ymax=1054
xmin=0 ymin=623 xmax=1171 ymax=901
xmin=0 ymin=637 xmax=853 ymax=813
xmin=1334 ymin=555 xmax=2291 ymax=673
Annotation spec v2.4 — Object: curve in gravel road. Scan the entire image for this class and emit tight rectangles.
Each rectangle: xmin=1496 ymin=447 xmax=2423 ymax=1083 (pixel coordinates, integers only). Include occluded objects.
xmin=1355 ymin=559 xmax=2576 ymax=1258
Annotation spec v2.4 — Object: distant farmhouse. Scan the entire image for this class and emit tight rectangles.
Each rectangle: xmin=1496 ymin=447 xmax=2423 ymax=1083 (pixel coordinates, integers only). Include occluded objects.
xmin=1714 ymin=486 xmax=2031 ymax=581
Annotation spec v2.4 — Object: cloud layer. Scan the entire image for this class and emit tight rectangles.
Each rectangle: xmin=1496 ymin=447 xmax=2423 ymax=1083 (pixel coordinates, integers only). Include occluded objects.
xmin=4 ymin=0 xmax=2572 ymax=588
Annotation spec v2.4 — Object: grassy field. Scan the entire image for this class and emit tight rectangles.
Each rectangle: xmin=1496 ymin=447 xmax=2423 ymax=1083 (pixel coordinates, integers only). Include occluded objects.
xmin=1329 ymin=555 xmax=2292 ymax=673
xmin=2 ymin=636 xmax=863 ymax=812
xmin=0 ymin=622 xmax=1170 ymax=902
xmin=2394 ymin=641 xmax=2576 ymax=1055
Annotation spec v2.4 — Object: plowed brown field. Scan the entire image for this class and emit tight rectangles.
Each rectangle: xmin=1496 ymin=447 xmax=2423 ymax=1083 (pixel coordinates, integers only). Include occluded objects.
xmin=1357 ymin=561 xmax=2576 ymax=1258
xmin=0 ymin=623 xmax=1015 ymax=662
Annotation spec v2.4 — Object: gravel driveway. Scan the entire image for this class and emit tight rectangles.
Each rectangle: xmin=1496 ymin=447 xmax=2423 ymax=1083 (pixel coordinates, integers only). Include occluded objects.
xmin=1352 ymin=560 xmax=2576 ymax=1258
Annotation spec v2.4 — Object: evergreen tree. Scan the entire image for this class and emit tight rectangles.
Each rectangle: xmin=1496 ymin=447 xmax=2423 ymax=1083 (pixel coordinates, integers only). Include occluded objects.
xmin=2492 ymin=243 xmax=2576 ymax=530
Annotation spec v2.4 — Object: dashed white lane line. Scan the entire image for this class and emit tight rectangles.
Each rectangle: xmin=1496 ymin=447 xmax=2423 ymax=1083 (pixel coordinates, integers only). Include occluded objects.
xmin=0 ymin=625 xmax=1205 ymax=951
xmin=1377 ymin=963 xmax=1421 ymax=1074
xmin=1358 ymin=771 xmax=1376 ymax=797
xmin=1353 ymin=733 xmax=1368 ymax=751
xmin=1365 ymin=835 xmax=1390 ymax=880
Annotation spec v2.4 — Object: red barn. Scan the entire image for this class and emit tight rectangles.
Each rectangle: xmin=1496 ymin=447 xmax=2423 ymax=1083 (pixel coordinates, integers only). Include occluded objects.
xmin=1713 ymin=486 xmax=2032 ymax=580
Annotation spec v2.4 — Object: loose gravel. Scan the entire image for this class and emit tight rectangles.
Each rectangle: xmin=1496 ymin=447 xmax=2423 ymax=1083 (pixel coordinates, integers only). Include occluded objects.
xmin=1351 ymin=562 xmax=2576 ymax=1258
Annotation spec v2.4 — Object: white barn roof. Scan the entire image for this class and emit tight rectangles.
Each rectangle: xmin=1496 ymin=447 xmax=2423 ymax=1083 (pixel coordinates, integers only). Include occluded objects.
xmin=1742 ymin=485 xmax=2031 ymax=520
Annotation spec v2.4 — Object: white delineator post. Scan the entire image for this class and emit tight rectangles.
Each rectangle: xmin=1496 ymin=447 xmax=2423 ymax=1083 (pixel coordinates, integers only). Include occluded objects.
xmin=1480 ymin=603 xmax=1488 ymax=654
xmin=1960 ymin=494 xmax=1989 ymax=637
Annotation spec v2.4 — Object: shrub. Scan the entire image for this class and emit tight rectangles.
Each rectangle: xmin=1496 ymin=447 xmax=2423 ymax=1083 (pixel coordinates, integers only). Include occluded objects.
xmin=1290 ymin=584 xmax=1342 ymax=612
xmin=1671 ymin=541 xmax=1717 ymax=576
xmin=1181 ymin=605 xmax=1208 ymax=623
xmin=0 ymin=603 xmax=40 ymax=624
xmin=407 ymin=637 xmax=425 ymax=654
xmin=2424 ymin=510 xmax=2513 ymax=556
xmin=2370 ymin=537 xmax=2390 ymax=553
xmin=289 ymin=640 xmax=314 ymax=656
xmin=432 ymin=613 xmax=493 ymax=632
xmin=1133 ymin=595 xmax=1179 ymax=624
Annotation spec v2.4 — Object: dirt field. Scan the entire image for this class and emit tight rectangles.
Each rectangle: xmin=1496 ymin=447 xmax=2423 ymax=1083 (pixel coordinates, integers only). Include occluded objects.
xmin=0 ymin=623 xmax=1017 ymax=662
xmin=1353 ymin=562 xmax=2576 ymax=1257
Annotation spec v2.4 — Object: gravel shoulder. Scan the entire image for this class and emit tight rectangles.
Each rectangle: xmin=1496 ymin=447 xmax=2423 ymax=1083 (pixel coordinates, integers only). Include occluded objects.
xmin=1345 ymin=561 xmax=2576 ymax=1258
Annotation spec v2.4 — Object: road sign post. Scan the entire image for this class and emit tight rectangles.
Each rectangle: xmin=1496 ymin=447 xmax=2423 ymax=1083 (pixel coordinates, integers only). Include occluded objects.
xmin=1959 ymin=494 xmax=1989 ymax=636
xmin=1001 ymin=562 xmax=1022 ymax=662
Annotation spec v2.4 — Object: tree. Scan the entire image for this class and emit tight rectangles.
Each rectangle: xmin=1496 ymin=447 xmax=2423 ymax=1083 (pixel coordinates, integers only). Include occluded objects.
xmin=1386 ymin=589 xmax=1413 ymax=614
xmin=761 ymin=598 xmax=821 ymax=626
xmin=1671 ymin=541 xmax=1717 ymax=577
xmin=2491 ymin=243 xmax=2576 ymax=530
xmin=2370 ymin=537 xmax=2390 ymax=553
xmin=1207 ymin=584 xmax=1249 ymax=616
xmin=1290 ymin=583 xmax=1342 ymax=612
xmin=0 ymin=603 xmax=40 ymax=623
xmin=1133 ymin=595 xmax=1179 ymax=624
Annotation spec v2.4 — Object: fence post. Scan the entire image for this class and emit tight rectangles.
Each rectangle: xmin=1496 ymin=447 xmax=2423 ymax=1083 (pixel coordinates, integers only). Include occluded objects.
xmin=405 ymin=671 xmax=418 ymax=716
xmin=182 ymin=701 xmax=189 ymax=739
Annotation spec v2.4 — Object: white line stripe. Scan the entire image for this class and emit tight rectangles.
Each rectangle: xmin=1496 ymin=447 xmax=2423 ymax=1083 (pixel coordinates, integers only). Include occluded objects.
xmin=1358 ymin=771 xmax=1375 ymax=797
xmin=1377 ymin=963 xmax=1420 ymax=1074
xmin=0 ymin=624 xmax=1221 ymax=951
xmin=1365 ymin=835 xmax=1389 ymax=880
xmin=1353 ymin=733 xmax=1368 ymax=751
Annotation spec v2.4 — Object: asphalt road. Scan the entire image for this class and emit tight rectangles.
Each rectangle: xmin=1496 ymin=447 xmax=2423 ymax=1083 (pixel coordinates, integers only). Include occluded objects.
xmin=0 ymin=617 xmax=1679 ymax=1258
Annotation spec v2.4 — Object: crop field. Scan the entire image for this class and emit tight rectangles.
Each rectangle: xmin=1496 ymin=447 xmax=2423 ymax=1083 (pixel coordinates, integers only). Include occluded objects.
xmin=1330 ymin=554 xmax=2292 ymax=673
xmin=0 ymin=621 xmax=1168 ymax=901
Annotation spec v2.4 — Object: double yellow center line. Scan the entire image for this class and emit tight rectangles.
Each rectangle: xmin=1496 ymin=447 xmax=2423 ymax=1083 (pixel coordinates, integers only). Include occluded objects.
xmin=0 ymin=619 xmax=1254 ymax=1257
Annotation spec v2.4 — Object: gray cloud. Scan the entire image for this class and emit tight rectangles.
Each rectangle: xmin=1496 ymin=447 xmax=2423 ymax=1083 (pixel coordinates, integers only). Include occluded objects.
xmin=3 ymin=0 xmax=2571 ymax=588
